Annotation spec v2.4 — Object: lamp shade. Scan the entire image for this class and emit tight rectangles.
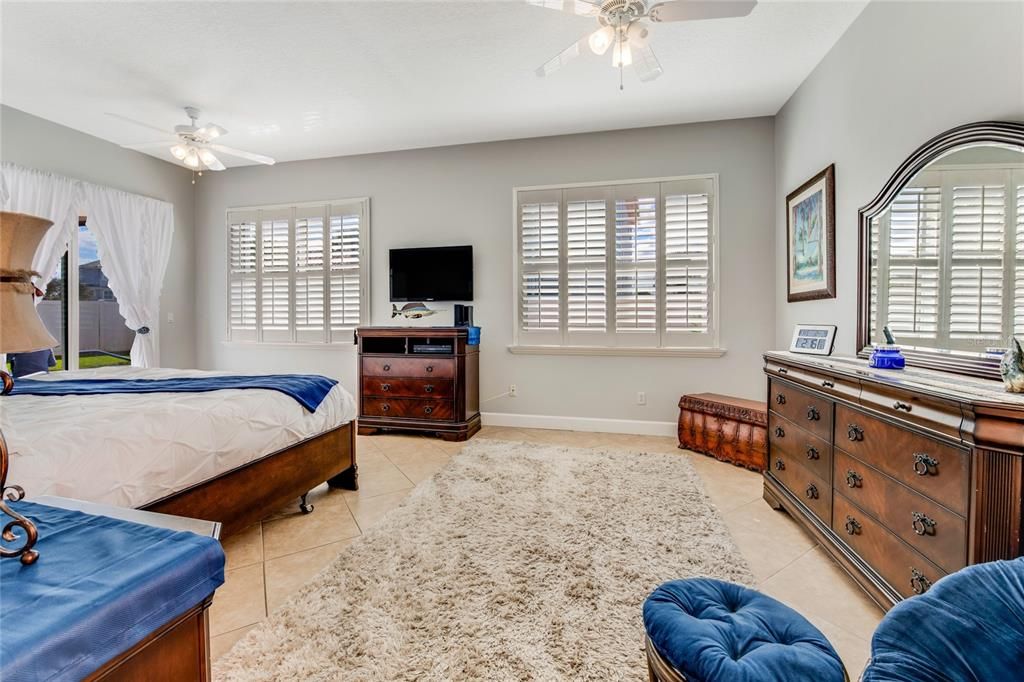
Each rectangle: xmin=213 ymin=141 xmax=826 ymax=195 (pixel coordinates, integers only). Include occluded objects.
xmin=0 ymin=211 xmax=59 ymax=353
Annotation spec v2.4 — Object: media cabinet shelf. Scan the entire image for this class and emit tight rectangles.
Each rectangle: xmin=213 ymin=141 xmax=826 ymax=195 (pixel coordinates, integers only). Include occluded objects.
xmin=356 ymin=327 xmax=480 ymax=441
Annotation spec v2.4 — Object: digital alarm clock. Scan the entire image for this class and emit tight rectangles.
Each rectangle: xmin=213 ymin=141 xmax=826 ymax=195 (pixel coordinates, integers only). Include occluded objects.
xmin=789 ymin=324 xmax=837 ymax=356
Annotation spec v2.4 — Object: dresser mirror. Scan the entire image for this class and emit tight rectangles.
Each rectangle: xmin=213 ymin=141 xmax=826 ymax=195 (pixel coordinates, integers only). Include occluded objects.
xmin=857 ymin=121 xmax=1024 ymax=379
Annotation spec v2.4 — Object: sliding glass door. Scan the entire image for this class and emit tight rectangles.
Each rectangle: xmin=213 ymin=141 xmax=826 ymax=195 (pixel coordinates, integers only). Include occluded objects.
xmin=36 ymin=220 xmax=131 ymax=371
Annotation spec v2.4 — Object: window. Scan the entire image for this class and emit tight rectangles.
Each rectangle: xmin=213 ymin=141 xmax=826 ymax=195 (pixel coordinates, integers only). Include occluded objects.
xmin=32 ymin=219 xmax=132 ymax=371
xmin=513 ymin=175 xmax=719 ymax=354
xmin=227 ymin=199 xmax=369 ymax=344
xmin=872 ymin=166 xmax=1024 ymax=352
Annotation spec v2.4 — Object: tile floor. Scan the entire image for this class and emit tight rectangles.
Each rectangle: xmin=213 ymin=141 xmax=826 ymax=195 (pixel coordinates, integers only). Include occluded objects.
xmin=211 ymin=426 xmax=883 ymax=678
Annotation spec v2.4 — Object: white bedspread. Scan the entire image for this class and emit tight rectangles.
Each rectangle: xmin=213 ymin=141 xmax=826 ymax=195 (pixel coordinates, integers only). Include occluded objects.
xmin=0 ymin=367 xmax=357 ymax=508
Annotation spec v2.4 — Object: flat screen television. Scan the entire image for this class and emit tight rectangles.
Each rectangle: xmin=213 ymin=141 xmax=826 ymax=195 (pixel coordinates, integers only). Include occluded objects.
xmin=390 ymin=245 xmax=473 ymax=302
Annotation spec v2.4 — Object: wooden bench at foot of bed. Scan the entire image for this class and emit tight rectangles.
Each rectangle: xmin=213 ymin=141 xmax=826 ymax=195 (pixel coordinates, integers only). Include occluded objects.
xmin=142 ymin=422 xmax=357 ymax=538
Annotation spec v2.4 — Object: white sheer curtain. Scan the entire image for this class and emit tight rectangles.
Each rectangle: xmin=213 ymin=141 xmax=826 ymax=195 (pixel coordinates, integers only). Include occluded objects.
xmin=0 ymin=163 xmax=81 ymax=285
xmin=81 ymin=182 xmax=174 ymax=368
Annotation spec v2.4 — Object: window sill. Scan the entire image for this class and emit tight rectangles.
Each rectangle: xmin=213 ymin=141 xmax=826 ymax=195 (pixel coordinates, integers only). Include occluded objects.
xmin=221 ymin=340 xmax=357 ymax=351
xmin=507 ymin=345 xmax=727 ymax=358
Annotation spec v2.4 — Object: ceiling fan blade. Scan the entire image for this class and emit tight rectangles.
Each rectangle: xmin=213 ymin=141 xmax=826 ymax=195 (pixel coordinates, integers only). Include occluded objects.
xmin=632 ymin=44 xmax=664 ymax=83
xmin=526 ymin=0 xmax=601 ymax=17
xmin=105 ymin=112 xmax=175 ymax=136
xmin=196 ymin=123 xmax=228 ymax=139
xmin=209 ymin=144 xmax=275 ymax=165
xmin=120 ymin=140 xmax=177 ymax=150
xmin=648 ymin=0 xmax=756 ymax=23
xmin=535 ymin=36 xmax=586 ymax=77
xmin=204 ymin=153 xmax=227 ymax=171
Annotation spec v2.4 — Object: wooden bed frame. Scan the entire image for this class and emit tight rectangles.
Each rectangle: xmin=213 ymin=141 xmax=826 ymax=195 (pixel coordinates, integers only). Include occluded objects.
xmin=141 ymin=421 xmax=357 ymax=538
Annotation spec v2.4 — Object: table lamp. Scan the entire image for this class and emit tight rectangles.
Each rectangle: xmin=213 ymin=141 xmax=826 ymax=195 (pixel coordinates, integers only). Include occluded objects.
xmin=0 ymin=211 xmax=59 ymax=565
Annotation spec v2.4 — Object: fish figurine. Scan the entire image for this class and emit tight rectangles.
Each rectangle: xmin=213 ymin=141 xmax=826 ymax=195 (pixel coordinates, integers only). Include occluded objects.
xmin=392 ymin=302 xmax=436 ymax=320
xmin=1001 ymin=338 xmax=1024 ymax=393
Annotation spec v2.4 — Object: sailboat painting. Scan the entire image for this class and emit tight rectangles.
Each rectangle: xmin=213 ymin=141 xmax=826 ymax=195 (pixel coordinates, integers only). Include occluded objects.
xmin=786 ymin=164 xmax=836 ymax=302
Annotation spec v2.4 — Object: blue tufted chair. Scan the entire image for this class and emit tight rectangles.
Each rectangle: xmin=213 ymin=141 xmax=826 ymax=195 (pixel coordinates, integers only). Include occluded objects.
xmin=861 ymin=557 xmax=1024 ymax=681
xmin=643 ymin=578 xmax=847 ymax=682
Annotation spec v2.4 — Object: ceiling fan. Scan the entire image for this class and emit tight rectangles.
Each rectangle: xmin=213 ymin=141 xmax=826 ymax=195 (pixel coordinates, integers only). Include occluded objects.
xmin=530 ymin=0 xmax=757 ymax=88
xmin=108 ymin=106 xmax=276 ymax=175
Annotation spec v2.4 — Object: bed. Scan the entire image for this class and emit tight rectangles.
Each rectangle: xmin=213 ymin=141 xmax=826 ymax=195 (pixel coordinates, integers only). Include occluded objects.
xmin=0 ymin=366 xmax=359 ymax=537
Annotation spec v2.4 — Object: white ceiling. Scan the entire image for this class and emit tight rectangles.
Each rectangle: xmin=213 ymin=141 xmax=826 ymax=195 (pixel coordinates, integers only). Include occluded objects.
xmin=1 ymin=1 xmax=866 ymax=167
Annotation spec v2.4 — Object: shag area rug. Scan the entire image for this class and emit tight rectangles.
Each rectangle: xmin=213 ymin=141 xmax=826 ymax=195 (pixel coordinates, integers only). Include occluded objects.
xmin=216 ymin=439 xmax=753 ymax=681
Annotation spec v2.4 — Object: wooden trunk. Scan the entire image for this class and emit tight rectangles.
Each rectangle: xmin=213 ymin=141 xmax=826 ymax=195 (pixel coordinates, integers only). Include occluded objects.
xmin=678 ymin=393 xmax=768 ymax=472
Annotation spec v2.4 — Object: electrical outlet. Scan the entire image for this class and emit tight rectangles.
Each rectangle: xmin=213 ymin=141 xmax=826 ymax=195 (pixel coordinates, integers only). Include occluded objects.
xmin=637 ymin=391 xmax=646 ymax=406
xmin=509 ymin=384 xmax=518 ymax=397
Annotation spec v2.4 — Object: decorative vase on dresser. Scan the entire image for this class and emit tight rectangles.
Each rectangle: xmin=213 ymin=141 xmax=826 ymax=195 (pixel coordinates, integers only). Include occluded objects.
xmin=356 ymin=326 xmax=480 ymax=441
xmin=763 ymin=351 xmax=1024 ymax=610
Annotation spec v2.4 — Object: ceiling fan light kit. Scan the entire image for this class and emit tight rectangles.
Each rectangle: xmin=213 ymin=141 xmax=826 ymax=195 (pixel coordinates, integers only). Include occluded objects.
xmin=109 ymin=106 xmax=276 ymax=179
xmin=530 ymin=0 xmax=756 ymax=89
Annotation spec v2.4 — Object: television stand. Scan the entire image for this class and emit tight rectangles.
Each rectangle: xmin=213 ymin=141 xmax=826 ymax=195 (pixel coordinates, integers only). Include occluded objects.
xmin=356 ymin=327 xmax=480 ymax=441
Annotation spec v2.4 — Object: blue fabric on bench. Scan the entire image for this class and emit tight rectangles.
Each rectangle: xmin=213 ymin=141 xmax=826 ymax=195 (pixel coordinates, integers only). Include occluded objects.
xmin=644 ymin=578 xmax=845 ymax=682
xmin=9 ymin=373 xmax=338 ymax=412
xmin=0 ymin=501 xmax=225 ymax=682
xmin=862 ymin=557 xmax=1024 ymax=682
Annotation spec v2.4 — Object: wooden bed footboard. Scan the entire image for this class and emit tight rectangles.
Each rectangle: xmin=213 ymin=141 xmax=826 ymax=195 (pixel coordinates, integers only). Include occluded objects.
xmin=141 ymin=422 xmax=357 ymax=538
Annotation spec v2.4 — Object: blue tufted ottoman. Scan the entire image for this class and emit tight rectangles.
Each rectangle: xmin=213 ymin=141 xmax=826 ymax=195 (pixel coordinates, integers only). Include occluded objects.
xmin=643 ymin=579 xmax=847 ymax=682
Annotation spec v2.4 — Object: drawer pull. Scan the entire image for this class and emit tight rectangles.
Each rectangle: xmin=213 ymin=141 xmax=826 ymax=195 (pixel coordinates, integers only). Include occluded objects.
xmin=381 ymin=383 xmax=391 ymax=392
xmin=775 ymin=393 xmax=786 ymax=405
xmin=426 ymin=365 xmax=434 ymax=373
xmin=913 ymin=453 xmax=939 ymax=476
xmin=845 ymin=470 xmax=863 ymax=489
xmin=381 ymin=404 xmax=391 ymax=412
xmin=774 ymin=426 xmax=785 ymax=438
xmin=383 ymin=364 xmax=391 ymax=372
xmin=847 ymin=424 xmax=864 ymax=442
xmin=844 ymin=515 xmax=862 ymax=535
xmin=910 ymin=568 xmax=932 ymax=595
xmin=774 ymin=459 xmax=785 ymax=471
xmin=777 ymin=367 xmax=788 ymax=374
xmin=806 ymin=446 xmax=820 ymax=460
xmin=424 ymin=385 xmax=434 ymax=394
xmin=805 ymin=483 xmax=819 ymax=500
xmin=806 ymin=406 xmax=821 ymax=422
xmin=893 ymin=400 xmax=913 ymax=413
xmin=822 ymin=380 xmax=835 ymax=389
xmin=912 ymin=512 xmax=937 ymax=536
xmin=424 ymin=406 xmax=434 ymax=415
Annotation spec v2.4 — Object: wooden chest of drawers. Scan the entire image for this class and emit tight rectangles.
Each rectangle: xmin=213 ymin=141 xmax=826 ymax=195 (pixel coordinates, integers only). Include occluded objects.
xmin=357 ymin=327 xmax=480 ymax=441
xmin=763 ymin=351 xmax=1024 ymax=610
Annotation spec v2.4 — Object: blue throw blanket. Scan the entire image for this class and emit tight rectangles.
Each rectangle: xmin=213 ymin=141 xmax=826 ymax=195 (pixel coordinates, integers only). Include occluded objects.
xmin=9 ymin=374 xmax=338 ymax=412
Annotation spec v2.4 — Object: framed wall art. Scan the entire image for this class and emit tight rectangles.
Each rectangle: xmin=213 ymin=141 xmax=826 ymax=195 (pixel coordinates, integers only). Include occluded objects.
xmin=786 ymin=164 xmax=836 ymax=302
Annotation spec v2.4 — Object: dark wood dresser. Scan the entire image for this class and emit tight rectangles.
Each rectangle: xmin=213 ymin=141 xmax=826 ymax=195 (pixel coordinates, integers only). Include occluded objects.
xmin=763 ymin=351 xmax=1024 ymax=609
xmin=356 ymin=327 xmax=480 ymax=441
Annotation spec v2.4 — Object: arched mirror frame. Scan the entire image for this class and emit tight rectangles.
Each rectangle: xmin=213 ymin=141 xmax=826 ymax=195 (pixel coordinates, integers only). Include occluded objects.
xmin=856 ymin=120 xmax=1024 ymax=380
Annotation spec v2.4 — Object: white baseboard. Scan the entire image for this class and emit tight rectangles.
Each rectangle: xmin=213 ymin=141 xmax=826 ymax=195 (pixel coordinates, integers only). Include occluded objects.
xmin=480 ymin=411 xmax=676 ymax=437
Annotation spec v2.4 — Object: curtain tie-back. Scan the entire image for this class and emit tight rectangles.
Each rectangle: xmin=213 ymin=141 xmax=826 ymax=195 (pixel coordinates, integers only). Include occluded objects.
xmin=136 ymin=326 xmax=151 ymax=335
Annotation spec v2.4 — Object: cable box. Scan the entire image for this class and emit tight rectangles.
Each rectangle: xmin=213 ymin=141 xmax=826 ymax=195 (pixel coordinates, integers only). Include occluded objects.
xmin=412 ymin=343 xmax=453 ymax=354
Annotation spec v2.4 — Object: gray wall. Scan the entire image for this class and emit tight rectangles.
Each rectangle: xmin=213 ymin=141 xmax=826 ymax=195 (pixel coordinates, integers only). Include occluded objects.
xmin=774 ymin=0 xmax=1024 ymax=352
xmin=0 ymin=105 xmax=197 ymax=368
xmin=195 ymin=118 xmax=776 ymax=425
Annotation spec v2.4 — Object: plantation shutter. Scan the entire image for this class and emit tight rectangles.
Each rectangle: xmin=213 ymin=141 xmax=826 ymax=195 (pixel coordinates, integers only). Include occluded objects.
xmin=329 ymin=202 xmax=366 ymax=337
xmin=613 ymin=183 xmax=659 ymax=345
xmin=226 ymin=199 xmax=368 ymax=344
xmin=260 ymin=209 xmax=292 ymax=341
xmin=227 ymin=211 xmax=258 ymax=341
xmin=565 ymin=188 xmax=609 ymax=343
xmin=948 ymin=179 xmax=1005 ymax=340
xmin=882 ymin=184 xmax=941 ymax=339
xmin=662 ymin=178 xmax=714 ymax=345
xmin=294 ymin=206 xmax=327 ymax=342
xmin=518 ymin=189 xmax=562 ymax=344
xmin=1015 ymin=179 xmax=1024 ymax=335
